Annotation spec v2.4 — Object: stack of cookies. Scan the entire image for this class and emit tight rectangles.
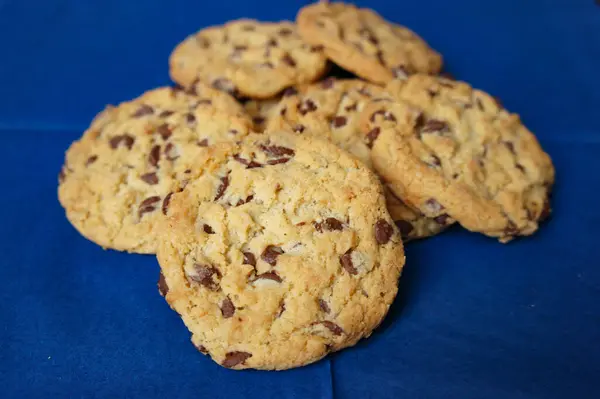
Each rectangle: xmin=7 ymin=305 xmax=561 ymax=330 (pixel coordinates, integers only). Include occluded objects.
xmin=58 ymin=1 xmax=555 ymax=370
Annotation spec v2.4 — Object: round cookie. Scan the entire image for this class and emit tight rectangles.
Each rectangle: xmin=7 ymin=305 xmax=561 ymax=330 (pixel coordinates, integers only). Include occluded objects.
xmin=58 ymin=83 xmax=253 ymax=254
xmin=296 ymin=2 xmax=442 ymax=84
xmin=169 ymin=19 xmax=328 ymax=99
xmin=361 ymin=75 xmax=555 ymax=242
xmin=157 ymin=131 xmax=405 ymax=370
xmin=267 ymin=78 xmax=449 ymax=240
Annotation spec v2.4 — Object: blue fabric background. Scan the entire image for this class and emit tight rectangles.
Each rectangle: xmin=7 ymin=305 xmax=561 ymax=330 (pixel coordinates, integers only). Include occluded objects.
xmin=1 ymin=0 xmax=599 ymax=397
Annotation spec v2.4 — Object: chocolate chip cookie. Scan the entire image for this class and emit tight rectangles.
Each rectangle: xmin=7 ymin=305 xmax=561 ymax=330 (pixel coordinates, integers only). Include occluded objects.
xmin=169 ymin=19 xmax=328 ymax=99
xmin=296 ymin=2 xmax=442 ymax=84
xmin=157 ymin=131 xmax=405 ymax=370
xmin=58 ymin=83 xmax=253 ymax=253
xmin=267 ymin=78 xmax=449 ymax=240
xmin=361 ymin=75 xmax=554 ymax=242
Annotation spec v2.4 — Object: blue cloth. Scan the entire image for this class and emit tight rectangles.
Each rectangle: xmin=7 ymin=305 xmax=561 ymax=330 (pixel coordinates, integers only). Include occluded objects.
xmin=1 ymin=0 xmax=599 ymax=397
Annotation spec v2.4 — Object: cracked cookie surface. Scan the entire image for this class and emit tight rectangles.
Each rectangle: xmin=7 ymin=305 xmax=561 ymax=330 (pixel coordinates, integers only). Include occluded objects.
xmin=157 ymin=131 xmax=404 ymax=370
xmin=170 ymin=19 xmax=328 ymax=99
xmin=267 ymin=78 xmax=448 ymax=240
xmin=361 ymin=75 xmax=554 ymax=242
xmin=296 ymin=2 xmax=442 ymax=84
xmin=58 ymin=83 xmax=252 ymax=253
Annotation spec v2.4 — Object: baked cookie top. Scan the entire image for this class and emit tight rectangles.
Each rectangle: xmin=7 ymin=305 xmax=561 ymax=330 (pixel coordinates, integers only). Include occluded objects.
xmin=267 ymin=78 xmax=450 ymax=240
xmin=169 ymin=19 xmax=328 ymax=99
xmin=296 ymin=2 xmax=442 ymax=84
xmin=157 ymin=131 xmax=404 ymax=370
xmin=361 ymin=75 xmax=555 ymax=242
xmin=58 ymin=83 xmax=252 ymax=254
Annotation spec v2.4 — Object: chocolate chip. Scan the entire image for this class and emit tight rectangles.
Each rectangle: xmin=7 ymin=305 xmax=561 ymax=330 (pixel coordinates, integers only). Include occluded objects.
xmin=293 ymin=124 xmax=305 ymax=133
xmin=196 ymin=99 xmax=212 ymax=106
xmin=298 ymin=99 xmax=317 ymax=115
xmin=214 ymin=175 xmax=230 ymax=201
xmin=310 ymin=44 xmax=324 ymax=52
xmin=374 ymin=219 xmax=393 ymax=244
xmin=156 ymin=124 xmax=171 ymax=140
xmin=195 ymin=343 xmax=208 ymax=354
xmin=278 ymin=27 xmax=293 ymax=36
xmin=159 ymin=110 xmax=174 ymax=118
xmin=434 ymin=214 xmax=450 ymax=225
xmin=132 ymin=104 xmax=154 ymax=118
xmin=233 ymin=154 xmax=263 ymax=169
xmin=109 ymin=134 xmax=135 ymax=150
xmin=504 ymin=221 xmax=519 ymax=237
xmin=344 ymin=103 xmax=358 ymax=112
xmin=197 ymin=139 xmax=209 ymax=147
xmin=365 ymin=127 xmax=381 ymax=148
xmin=369 ymin=109 xmax=386 ymax=122
xmin=421 ymin=119 xmax=449 ymax=134
xmin=186 ymin=113 xmax=196 ymax=124
xmin=267 ymin=38 xmax=278 ymax=47
xmin=282 ymin=87 xmax=298 ymax=97
xmin=332 ymin=116 xmax=347 ymax=128
xmin=196 ymin=36 xmax=210 ymax=48
xmin=267 ymin=158 xmax=290 ymax=165
xmin=505 ymin=141 xmax=516 ymax=154
xmin=539 ymin=199 xmax=551 ymax=221
xmin=165 ymin=143 xmax=179 ymax=161
xmin=314 ymin=217 xmax=344 ymax=233
xmin=319 ymin=299 xmax=330 ymax=313
xmin=255 ymin=271 xmax=283 ymax=283
xmin=212 ymin=78 xmax=238 ymax=96
xmin=340 ymin=249 xmax=357 ymax=275
xmin=228 ymin=129 xmax=239 ymax=135
xmin=395 ymin=220 xmax=414 ymax=238
xmin=428 ymin=154 xmax=442 ymax=168
xmin=276 ymin=302 xmax=286 ymax=318
xmin=321 ymin=77 xmax=336 ymax=89
xmin=141 ymin=172 xmax=159 ymax=185
xmin=85 ymin=155 xmax=98 ymax=166
xmin=261 ymin=245 xmax=284 ymax=266
xmin=58 ymin=166 xmax=67 ymax=183
xmin=516 ymin=163 xmax=525 ymax=173
xmin=424 ymin=198 xmax=444 ymax=214
xmin=320 ymin=321 xmax=344 ymax=336
xmin=189 ymin=264 xmax=221 ymax=291
xmin=259 ymin=143 xmax=295 ymax=157
xmin=138 ymin=196 xmax=161 ymax=218
xmin=221 ymin=297 xmax=235 ymax=318
xmin=243 ymin=252 xmax=256 ymax=267
xmin=222 ymin=351 xmax=252 ymax=368
xmin=281 ymin=53 xmax=296 ymax=67
xmin=252 ymin=116 xmax=265 ymax=126
xmin=203 ymin=224 xmax=215 ymax=234
xmin=376 ymin=50 xmax=385 ymax=65
xmin=149 ymin=145 xmax=160 ymax=167
xmin=162 ymin=192 xmax=173 ymax=215
xmin=232 ymin=194 xmax=253 ymax=207
xmin=158 ymin=272 xmax=168 ymax=297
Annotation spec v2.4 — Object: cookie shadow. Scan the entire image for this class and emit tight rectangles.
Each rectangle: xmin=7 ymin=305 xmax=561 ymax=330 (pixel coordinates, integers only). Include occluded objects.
xmin=371 ymin=232 xmax=451 ymax=336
